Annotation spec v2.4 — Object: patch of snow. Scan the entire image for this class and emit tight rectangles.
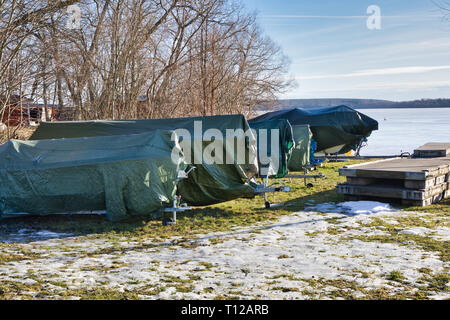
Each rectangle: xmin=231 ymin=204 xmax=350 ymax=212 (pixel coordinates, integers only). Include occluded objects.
xmin=431 ymin=227 xmax=450 ymax=241
xmin=305 ymin=202 xmax=338 ymax=212
xmin=337 ymin=201 xmax=394 ymax=215
xmin=383 ymin=220 xmax=399 ymax=225
xmin=34 ymin=230 xmax=71 ymax=238
xmin=306 ymin=201 xmax=395 ymax=216
xmin=399 ymin=227 xmax=430 ymax=236
xmin=0 ymin=229 xmax=73 ymax=243
xmin=268 ymin=202 xmax=285 ymax=208
xmin=428 ymin=293 xmax=450 ymax=300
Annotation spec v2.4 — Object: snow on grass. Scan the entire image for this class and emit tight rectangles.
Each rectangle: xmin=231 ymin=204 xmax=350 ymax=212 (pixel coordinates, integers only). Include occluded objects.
xmin=0 ymin=205 xmax=448 ymax=300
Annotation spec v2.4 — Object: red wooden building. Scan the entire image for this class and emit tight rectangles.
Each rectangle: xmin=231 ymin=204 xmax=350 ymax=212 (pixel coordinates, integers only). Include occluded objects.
xmin=1 ymin=95 xmax=58 ymax=126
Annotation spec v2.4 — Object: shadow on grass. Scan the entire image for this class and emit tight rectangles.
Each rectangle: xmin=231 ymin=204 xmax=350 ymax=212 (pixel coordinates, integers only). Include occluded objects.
xmin=0 ymin=188 xmax=344 ymax=243
xmin=0 ymin=156 xmax=362 ymax=243
xmin=0 ymin=206 xmax=248 ymax=242
xmin=254 ymin=189 xmax=345 ymax=212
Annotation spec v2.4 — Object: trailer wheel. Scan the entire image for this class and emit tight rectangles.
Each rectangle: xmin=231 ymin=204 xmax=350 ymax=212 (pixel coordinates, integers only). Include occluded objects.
xmin=162 ymin=218 xmax=173 ymax=226
xmin=265 ymin=201 xmax=271 ymax=209
xmin=307 ymin=183 xmax=314 ymax=188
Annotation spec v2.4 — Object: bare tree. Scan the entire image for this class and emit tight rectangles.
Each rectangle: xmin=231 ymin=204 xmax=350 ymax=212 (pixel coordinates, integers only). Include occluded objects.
xmin=177 ymin=0 xmax=293 ymax=117
xmin=2 ymin=0 xmax=294 ymax=139
xmin=0 ymin=0 xmax=81 ymax=138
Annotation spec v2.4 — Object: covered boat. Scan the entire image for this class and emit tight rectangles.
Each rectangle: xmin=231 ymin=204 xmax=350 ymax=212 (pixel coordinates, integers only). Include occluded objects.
xmin=251 ymin=106 xmax=378 ymax=155
xmin=0 ymin=131 xmax=185 ymax=221
xmin=29 ymin=114 xmax=259 ymax=206
xmin=287 ymin=124 xmax=313 ymax=171
xmin=249 ymin=119 xmax=295 ymax=178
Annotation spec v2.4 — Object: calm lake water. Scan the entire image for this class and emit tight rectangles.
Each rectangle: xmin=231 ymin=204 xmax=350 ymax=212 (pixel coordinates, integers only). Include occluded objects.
xmin=357 ymin=108 xmax=450 ymax=156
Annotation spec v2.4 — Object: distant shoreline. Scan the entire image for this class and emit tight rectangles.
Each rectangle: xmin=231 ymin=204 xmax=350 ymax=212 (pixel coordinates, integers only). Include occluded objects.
xmin=354 ymin=106 xmax=450 ymax=109
xmin=257 ymin=106 xmax=450 ymax=111
xmin=257 ymin=98 xmax=450 ymax=111
xmin=352 ymin=107 xmax=450 ymax=109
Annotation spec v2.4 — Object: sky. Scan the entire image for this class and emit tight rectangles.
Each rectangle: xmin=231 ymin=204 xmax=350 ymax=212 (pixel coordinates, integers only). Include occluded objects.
xmin=245 ymin=0 xmax=450 ymax=101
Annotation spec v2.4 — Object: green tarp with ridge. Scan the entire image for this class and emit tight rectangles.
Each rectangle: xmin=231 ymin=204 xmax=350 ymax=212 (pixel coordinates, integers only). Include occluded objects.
xmin=248 ymin=119 xmax=295 ymax=178
xmin=0 ymin=131 xmax=185 ymax=221
xmin=29 ymin=114 xmax=259 ymax=206
xmin=287 ymin=124 xmax=312 ymax=171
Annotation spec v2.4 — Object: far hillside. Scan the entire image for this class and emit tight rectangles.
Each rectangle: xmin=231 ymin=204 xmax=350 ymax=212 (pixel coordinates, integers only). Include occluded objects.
xmin=257 ymin=98 xmax=450 ymax=111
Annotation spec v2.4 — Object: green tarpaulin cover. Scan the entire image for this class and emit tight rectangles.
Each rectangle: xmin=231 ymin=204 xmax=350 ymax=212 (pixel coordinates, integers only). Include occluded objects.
xmin=249 ymin=119 xmax=294 ymax=178
xmin=0 ymin=131 xmax=185 ymax=221
xmin=251 ymin=106 xmax=378 ymax=154
xmin=287 ymin=125 xmax=312 ymax=171
xmin=30 ymin=114 xmax=259 ymax=206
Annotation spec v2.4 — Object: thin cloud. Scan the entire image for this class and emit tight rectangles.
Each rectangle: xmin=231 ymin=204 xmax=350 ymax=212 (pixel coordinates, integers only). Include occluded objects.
xmin=282 ymin=80 xmax=450 ymax=99
xmin=260 ymin=14 xmax=441 ymax=19
xmin=297 ymin=66 xmax=450 ymax=80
